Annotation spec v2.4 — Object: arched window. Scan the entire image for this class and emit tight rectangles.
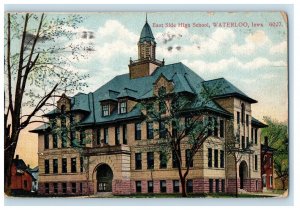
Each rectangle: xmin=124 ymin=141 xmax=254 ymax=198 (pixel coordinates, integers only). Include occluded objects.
xmin=241 ymin=103 xmax=245 ymax=124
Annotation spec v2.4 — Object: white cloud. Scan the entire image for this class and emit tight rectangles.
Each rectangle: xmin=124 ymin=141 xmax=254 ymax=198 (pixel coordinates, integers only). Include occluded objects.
xmin=269 ymin=41 xmax=287 ymax=54
xmin=231 ymin=30 xmax=270 ymax=55
xmin=240 ymin=57 xmax=286 ymax=69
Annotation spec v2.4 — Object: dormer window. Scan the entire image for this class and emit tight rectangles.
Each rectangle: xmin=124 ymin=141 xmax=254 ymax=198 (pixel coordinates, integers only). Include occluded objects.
xmin=119 ymin=101 xmax=127 ymax=114
xmin=102 ymin=104 xmax=109 ymax=116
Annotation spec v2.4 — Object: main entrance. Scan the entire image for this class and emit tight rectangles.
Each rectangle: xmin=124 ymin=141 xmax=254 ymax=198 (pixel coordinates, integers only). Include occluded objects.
xmin=239 ymin=161 xmax=248 ymax=189
xmin=96 ymin=164 xmax=113 ymax=192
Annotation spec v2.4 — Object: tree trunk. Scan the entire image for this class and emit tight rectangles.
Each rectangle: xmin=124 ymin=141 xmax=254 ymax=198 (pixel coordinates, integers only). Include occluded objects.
xmin=235 ymin=156 xmax=238 ymax=198
xmin=180 ymin=177 xmax=187 ymax=197
xmin=281 ymin=178 xmax=286 ymax=190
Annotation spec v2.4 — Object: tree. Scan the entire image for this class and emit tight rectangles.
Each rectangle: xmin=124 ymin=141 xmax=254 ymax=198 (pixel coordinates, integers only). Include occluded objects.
xmin=261 ymin=116 xmax=288 ymax=190
xmin=4 ymin=13 xmax=90 ymax=194
xmin=139 ymin=85 xmax=221 ymax=197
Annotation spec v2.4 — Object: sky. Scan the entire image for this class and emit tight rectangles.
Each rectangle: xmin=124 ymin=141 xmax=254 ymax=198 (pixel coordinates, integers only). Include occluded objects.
xmin=11 ymin=12 xmax=288 ymax=167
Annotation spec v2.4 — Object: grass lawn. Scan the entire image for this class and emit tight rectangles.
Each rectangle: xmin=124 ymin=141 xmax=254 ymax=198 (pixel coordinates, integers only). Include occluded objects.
xmin=114 ymin=193 xmax=275 ymax=198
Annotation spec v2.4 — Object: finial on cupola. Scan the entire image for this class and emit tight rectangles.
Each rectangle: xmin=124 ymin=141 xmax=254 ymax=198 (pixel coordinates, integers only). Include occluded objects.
xmin=146 ymin=13 xmax=148 ymax=23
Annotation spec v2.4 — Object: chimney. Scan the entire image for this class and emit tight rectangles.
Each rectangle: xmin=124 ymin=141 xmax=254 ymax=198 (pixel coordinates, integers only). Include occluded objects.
xmin=264 ymin=136 xmax=269 ymax=146
xmin=27 ymin=164 xmax=30 ymax=169
xmin=16 ymin=155 xmax=19 ymax=160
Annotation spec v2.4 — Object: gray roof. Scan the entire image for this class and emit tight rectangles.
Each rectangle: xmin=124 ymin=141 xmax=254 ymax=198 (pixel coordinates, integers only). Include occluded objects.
xmin=203 ymin=78 xmax=257 ymax=103
xmin=139 ymin=21 xmax=156 ymax=44
xmin=252 ymin=117 xmax=267 ymax=128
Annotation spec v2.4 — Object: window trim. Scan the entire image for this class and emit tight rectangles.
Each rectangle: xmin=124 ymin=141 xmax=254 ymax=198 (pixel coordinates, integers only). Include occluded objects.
xmin=102 ymin=104 xmax=109 ymax=117
xmin=135 ymin=122 xmax=142 ymax=140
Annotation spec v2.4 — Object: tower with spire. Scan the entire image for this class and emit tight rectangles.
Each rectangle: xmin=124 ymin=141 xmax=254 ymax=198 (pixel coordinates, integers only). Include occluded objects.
xmin=129 ymin=15 xmax=164 ymax=79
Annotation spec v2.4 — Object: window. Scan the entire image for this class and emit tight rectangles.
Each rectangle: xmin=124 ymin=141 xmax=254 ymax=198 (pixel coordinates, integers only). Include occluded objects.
xmin=104 ymin=128 xmax=109 ymax=144
xmin=62 ymin=158 xmax=67 ymax=173
xmin=147 ymin=122 xmax=154 ymax=139
xmin=246 ymin=114 xmax=249 ymax=126
xmin=62 ymin=183 xmax=67 ymax=193
xmin=214 ymin=149 xmax=219 ymax=168
xmin=135 ymin=123 xmax=141 ymax=140
xmin=80 ymin=183 xmax=83 ymax=193
xmin=80 ymin=130 xmax=85 ymax=145
xmin=158 ymin=87 xmax=166 ymax=114
xmin=186 ymin=149 xmax=193 ymax=167
xmin=160 ymin=180 xmax=166 ymax=193
xmin=159 ymin=101 xmax=166 ymax=114
xmin=136 ymin=181 xmax=142 ymax=193
xmin=148 ymin=181 xmax=153 ymax=193
xmin=45 ymin=183 xmax=49 ymax=194
xmin=52 ymin=133 xmax=58 ymax=148
xmin=173 ymin=180 xmax=180 ymax=193
xmin=96 ymin=128 xmax=101 ymax=145
xmin=160 ymin=152 xmax=167 ymax=169
xmin=44 ymin=134 xmax=49 ymax=149
xmin=24 ymin=180 xmax=27 ymax=188
xmin=61 ymin=127 xmax=67 ymax=148
xmin=80 ymin=157 xmax=84 ymax=172
xmin=221 ymin=179 xmax=225 ymax=192
xmin=215 ymin=179 xmax=219 ymax=193
xmin=241 ymin=103 xmax=245 ymax=124
xmin=53 ymin=159 xmax=58 ymax=174
xmin=246 ymin=137 xmax=249 ymax=148
xmin=147 ymin=152 xmax=154 ymax=169
xmin=53 ymin=183 xmax=58 ymax=193
xmin=70 ymin=114 xmax=75 ymax=146
xmin=220 ymin=150 xmax=224 ymax=168
xmin=115 ymin=126 xmax=120 ymax=145
xmin=172 ymin=120 xmax=178 ymax=137
xmin=208 ymin=117 xmax=213 ymax=136
xmin=159 ymin=121 xmax=167 ymax=138
xmin=254 ymin=128 xmax=258 ymax=144
xmin=187 ymin=180 xmax=193 ymax=193
xmin=71 ymin=158 xmax=77 ymax=173
xmin=172 ymin=151 xmax=178 ymax=168
xmin=102 ymin=104 xmax=109 ymax=116
xmin=270 ymin=175 xmax=273 ymax=187
xmin=237 ymin=111 xmax=240 ymax=124
xmin=214 ymin=118 xmax=218 ymax=136
xmin=254 ymin=155 xmax=258 ymax=171
xmin=209 ymin=179 xmax=213 ymax=193
xmin=242 ymin=136 xmax=245 ymax=149
xmin=251 ymin=128 xmax=254 ymax=142
xmin=135 ymin=153 xmax=142 ymax=170
xmin=208 ymin=148 xmax=212 ymax=168
xmin=185 ymin=117 xmax=191 ymax=135
xmin=72 ymin=183 xmax=76 ymax=193
xmin=220 ymin=120 xmax=224 ymax=138
xmin=45 ymin=159 xmax=49 ymax=174
xmin=123 ymin=125 xmax=127 ymax=144
xmin=120 ymin=101 xmax=127 ymax=114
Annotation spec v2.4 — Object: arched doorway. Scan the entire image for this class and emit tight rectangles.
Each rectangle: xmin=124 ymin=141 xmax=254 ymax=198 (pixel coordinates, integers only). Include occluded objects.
xmin=96 ymin=164 xmax=113 ymax=192
xmin=239 ymin=161 xmax=248 ymax=189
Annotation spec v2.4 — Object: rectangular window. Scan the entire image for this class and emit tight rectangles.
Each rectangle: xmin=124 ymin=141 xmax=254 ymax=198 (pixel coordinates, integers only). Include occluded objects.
xmin=159 ymin=121 xmax=166 ymax=138
xmin=135 ymin=123 xmax=141 ymax=140
xmin=209 ymin=179 xmax=213 ymax=193
xmin=115 ymin=126 xmax=120 ymax=145
xmin=246 ymin=114 xmax=249 ymax=126
xmin=214 ymin=149 xmax=219 ymax=168
xmin=242 ymin=136 xmax=245 ymax=149
xmin=80 ymin=130 xmax=85 ymax=145
xmin=160 ymin=152 xmax=167 ymax=169
xmin=61 ymin=127 xmax=67 ymax=148
xmin=220 ymin=120 xmax=224 ymax=138
xmin=159 ymin=101 xmax=166 ymax=114
xmin=44 ymin=134 xmax=49 ymax=149
xmin=147 ymin=122 xmax=154 ymax=139
xmin=71 ymin=158 xmax=77 ymax=173
xmin=80 ymin=157 xmax=84 ymax=172
xmin=237 ymin=111 xmax=240 ymax=124
xmin=186 ymin=149 xmax=193 ymax=167
xmin=96 ymin=128 xmax=101 ymax=145
xmin=251 ymin=128 xmax=254 ymax=142
xmin=62 ymin=183 xmax=67 ymax=193
xmin=147 ymin=152 xmax=154 ymax=169
xmin=52 ymin=133 xmax=58 ymax=148
xmin=187 ymin=180 xmax=193 ymax=193
xmin=208 ymin=148 xmax=212 ymax=168
xmin=220 ymin=150 xmax=224 ymax=168
xmin=120 ymin=101 xmax=127 ymax=114
xmin=53 ymin=183 xmax=58 ymax=193
xmin=214 ymin=118 xmax=218 ymax=136
xmin=62 ymin=158 xmax=67 ymax=173
xmin=254 ymin=155 xmax=258 ymax=170
xmin=136 ymin=181 xmax=141 ymax=193
xmin=80 ymin=183 xmax=83 ymax=193
xmin=160 ymin=180 xmax=166 ymax=193
xmin=221 ymin=179 xmax=225 ymax=193
xmin=102 ymin=104 xmax=109 ymax=116
xmin=53 ymin=159 xmax=58 ymax=174
xmin=246 ymin=137 xmax=249 ymax=147
xmin=173 ymin=180 xmax=180 ymax=193
xmin=72 ymin=183 xmax=76 ymax=193
xmin=45 ymin=183 xmax=49 ymax=194
xmin=215 ymin=179 xmax=219 ymax=193
xmin=44 ymin=159 xmax=49 ymax=174
xmin=135 ymin=153 xmax=142 ymax=170
xmin=123 ymin=125 xmax=127 ymax=144
xmin=185 ymin=117 xmax=191 ymax=135
xmin=104 ymin=128 xmax=109 ymax=144
xmin=148 ymin=181 xmax=153 ymax=193
xmin=255 ymin=128 xmax=258 ymax=144
xmin=172 ymin=151 xmax=178 ymax=168
xmin=270 ymin=176 xmax=273 ymax=187
xmin=208 ymin=117 xmax=213 ymax=136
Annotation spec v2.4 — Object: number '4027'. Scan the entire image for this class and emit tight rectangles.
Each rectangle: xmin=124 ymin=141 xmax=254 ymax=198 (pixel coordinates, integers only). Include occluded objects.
xmin=269 ymin=22 xmax=282 ymax=27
